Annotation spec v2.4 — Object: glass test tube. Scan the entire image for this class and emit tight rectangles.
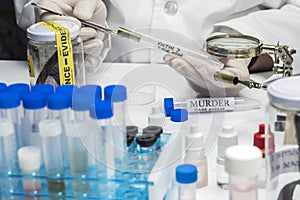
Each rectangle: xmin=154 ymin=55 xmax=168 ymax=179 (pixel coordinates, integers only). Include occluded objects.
xmin=65 ymin=120 xmax=90 ymax=196
xmin=18 ymin=146 xmax=42 ymax=200
xmin=39 ymin=119 xmax=65 ymax=198
xmin=0 ymin=91 xmax=22 ymax=148
xmin=0 ymin=118 xmax=18 ymax=194
xmin=104 ymin=85 xmax=127 ymax=171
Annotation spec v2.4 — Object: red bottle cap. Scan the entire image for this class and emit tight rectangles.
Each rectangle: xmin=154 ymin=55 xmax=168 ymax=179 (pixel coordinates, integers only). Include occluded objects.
xmin=253 ymin=124 xmax=275 ymax=158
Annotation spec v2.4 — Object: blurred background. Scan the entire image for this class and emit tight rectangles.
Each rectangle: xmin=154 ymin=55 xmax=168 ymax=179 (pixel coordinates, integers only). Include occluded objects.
xmin=0 ymin=0 xmax=27 ymax=60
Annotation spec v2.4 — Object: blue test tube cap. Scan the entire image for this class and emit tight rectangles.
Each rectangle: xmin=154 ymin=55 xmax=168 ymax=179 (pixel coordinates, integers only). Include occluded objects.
xmin=0 ymin=91 xmax=21 ymax=108
xmin=170 ymin=108 xmax=188 ymax=122
xmin=104 ymin=84 xmax=127 ymax=102
xmin=164 ymin=98 xmax=174 ymax=117
xmin=22 ymin=91 xmax=47 ymax=109
xmin=90 ymin=99 xmax=113 ymax=120
xmin=71 ymin=91 xmax=93 ymax=111
xmin=31 ymin=84 xmax=54 ymax=96
xmin=47 ymin=93 xmax=71 ymax=110
xmin=56 ymin=84 xmax=78 ymax=95
xmin=0 ymin=82 xmax=6 ymax=91
xmin=78 ymin=84 xmax=102 ymax=100
xmin=7 ymin=83 xmax=30 ymax=96
xmin=176 ymin=164 xmax=197 ymax=184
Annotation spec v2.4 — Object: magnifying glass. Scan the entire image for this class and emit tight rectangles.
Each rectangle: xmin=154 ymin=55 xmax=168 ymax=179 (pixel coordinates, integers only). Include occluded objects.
xmin=206 ymin=34 xmax=296 ymax=88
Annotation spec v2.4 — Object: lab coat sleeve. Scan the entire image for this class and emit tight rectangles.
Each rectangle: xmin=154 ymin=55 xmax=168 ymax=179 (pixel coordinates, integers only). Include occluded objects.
xmin=214 ymin=3 xmax=300 ymax=73
xmin=13 ymin=0 xmax=38 ymax=30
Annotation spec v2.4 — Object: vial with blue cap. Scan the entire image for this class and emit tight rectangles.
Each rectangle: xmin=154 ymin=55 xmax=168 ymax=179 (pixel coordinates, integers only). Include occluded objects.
xmin=21 ymin=91 xmax=47 ymax=149
xmin=104 ymin=84 xmax=127 ymax=171
xmin=176 ymin=164 xmax=197 ymax=200
xmin=0 ymin=91 xmax=22 ymax=148
xmin=165 ymin=108 xmax=189 ymax=158
xmin=89 ymin=100 xmax=115 ymax=177
xmin=47 ymin=92 xmax=72 ymax=166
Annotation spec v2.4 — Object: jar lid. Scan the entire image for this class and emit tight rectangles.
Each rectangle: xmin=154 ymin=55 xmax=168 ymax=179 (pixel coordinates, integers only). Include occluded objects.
xmin=27 ymin=20 xmax=80 ymax=41
xmin=267 ymin=76 xmax=300 ymax=111
xmin=225 ymin=145 xmax=262 ymax=177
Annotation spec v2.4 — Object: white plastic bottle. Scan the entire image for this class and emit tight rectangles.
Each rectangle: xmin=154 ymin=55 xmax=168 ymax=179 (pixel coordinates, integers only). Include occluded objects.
xmin=183 ymin=124 xmax=207 ymax=188
xmin=216 ymin=124 xmax=238 ymax=189
xmin=225 ymin=145 xmax=262 ymax=200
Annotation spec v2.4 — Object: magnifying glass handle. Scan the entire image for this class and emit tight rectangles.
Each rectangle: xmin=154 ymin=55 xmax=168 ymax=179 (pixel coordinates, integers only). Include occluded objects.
xmin=214 ymin=71 xmax=267 ymax=89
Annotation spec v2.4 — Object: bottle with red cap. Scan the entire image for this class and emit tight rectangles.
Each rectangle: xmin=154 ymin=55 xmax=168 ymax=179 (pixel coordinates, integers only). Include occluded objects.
xmin=253 ymin=123 xmax=275 ymax=188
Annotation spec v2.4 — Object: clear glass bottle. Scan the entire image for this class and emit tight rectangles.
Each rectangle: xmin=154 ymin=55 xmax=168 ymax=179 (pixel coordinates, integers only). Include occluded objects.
xmin=176 ymin=164 xmax=197 ymax=200
xmin=27 ymin=20 xmax=85 ymax=87
xmin=225 ymin=145 xmax=262 ymax=200
xmin=183 ymin=124 xmax=207 ymax=188
xmin=265 ymin=76 xmax=300 ymax=200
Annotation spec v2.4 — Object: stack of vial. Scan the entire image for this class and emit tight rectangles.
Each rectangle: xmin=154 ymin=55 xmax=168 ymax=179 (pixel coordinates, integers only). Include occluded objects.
xmin=0 ymin=82 xmax=174 ymax=200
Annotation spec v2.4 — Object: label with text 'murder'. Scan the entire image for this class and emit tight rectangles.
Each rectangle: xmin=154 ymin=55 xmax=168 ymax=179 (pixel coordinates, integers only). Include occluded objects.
xmin=186 ymin=97 xmax=235 ymax=113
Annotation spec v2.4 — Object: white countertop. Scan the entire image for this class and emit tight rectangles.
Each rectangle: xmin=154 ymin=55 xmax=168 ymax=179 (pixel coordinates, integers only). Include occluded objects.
xmin=0 ymin=60 xmax=269 ymax=199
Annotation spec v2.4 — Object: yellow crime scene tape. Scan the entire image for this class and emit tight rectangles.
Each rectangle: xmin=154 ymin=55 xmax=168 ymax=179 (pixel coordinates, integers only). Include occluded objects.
xmin=39 ymin=20 xmax=75 ymax=85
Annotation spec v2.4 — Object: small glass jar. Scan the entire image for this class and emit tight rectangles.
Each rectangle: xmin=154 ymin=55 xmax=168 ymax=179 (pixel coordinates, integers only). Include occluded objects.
xmin=27 ymin=20 xmax=85 ymax=87
xmin=265 ymin=76 xmax=300 ymax=200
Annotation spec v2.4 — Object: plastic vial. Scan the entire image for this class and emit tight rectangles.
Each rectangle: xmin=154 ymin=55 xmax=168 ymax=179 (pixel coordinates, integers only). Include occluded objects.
xmin=165 ymin=108 xmax=189 ymax=159
xmin=0 ymin=91 xmax=22 ymax=148
xmin=148 ymin=104 xmax=165 ymax=127
xmin=89 ymin=100 xmax=114 ymax=178
xmin=39 ymin=119 xmax=65 ymax=197
xmin=225 ymin=145 xmax=262 ymax=200
xmin=27 ymin=20 xmax=85 ymax=86
xmin=104 ymin=85 xmax=127 ymax=169
xmin=216 ymin=124 xmax=238 ymax=190
xmin=55 ymin=84 xmax=78 ymax=120
xmin=21 ymin=91 xmax=47 ymax=149
xmin=18 ymin=146 xmax=42 ymax=199
xmin=65 ymin=120 xmax=90 ymax=196
xmin=184 ymin=124 xmax=208 ymax=188
xmin=47 ymin=92 xmax=72 ymax=166
xmin=253 ymin=124 xmax=275 ymax=188
xmin=136 ymin=134 xmax=158 ymax=171
xmin=176 ymin=164 xmax=197 ymax=200
xmin=0 ymin=118 xmax=18 ymax=192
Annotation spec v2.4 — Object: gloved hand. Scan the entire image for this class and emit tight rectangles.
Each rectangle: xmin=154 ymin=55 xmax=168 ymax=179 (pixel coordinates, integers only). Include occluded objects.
xmin=36 ymin=0 xmax=110 ymax=82
xmin=163 ymin=54 xmax=250 ymax=97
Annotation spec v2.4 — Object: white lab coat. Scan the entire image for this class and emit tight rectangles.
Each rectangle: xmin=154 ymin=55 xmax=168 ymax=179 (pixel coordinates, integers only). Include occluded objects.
xmin=14 ymin=0 xmax=300 ymax=72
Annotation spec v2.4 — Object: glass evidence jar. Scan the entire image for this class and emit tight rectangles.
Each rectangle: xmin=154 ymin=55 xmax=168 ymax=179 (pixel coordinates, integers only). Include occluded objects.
xmin=27 ymin=20 xmax=85 ymax=87
xmin=265 ymin=76 xmax=300 ymax=200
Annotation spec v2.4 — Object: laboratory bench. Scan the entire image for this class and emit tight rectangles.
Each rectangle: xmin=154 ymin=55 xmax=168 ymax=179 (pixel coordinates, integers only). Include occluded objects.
xmin=0 ymin=60 xmax=271 ymax=199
